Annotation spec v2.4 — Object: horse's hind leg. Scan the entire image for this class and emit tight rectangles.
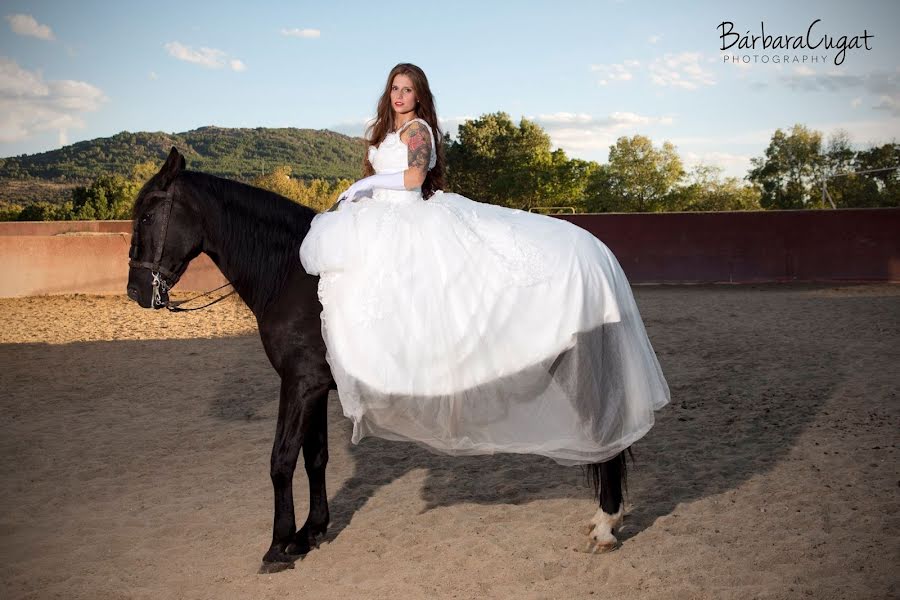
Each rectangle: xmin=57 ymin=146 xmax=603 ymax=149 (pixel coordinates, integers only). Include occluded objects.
xmin=586 ymin=450 xmax=627 ymax=551
xmin=286 ymin=388 xmax=330 ymax=554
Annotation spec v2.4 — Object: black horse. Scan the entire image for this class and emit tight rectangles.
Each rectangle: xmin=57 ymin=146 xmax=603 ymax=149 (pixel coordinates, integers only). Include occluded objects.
xmin=126 ymin=147 xmax=628 ymax=572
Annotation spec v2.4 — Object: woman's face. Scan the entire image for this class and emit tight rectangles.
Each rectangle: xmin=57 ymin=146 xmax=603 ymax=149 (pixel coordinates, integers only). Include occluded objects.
xmin=390 ymin=74 xmax=417 ymax=118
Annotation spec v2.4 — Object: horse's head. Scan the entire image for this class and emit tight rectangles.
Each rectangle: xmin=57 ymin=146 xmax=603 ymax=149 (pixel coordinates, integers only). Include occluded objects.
xmin=127 ymin=146 xmax=204 ymax=309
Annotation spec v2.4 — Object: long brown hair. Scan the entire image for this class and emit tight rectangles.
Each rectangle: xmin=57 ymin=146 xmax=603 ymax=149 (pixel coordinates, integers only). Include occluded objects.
xmin=363 ymin=63 xmax=446 ymax=199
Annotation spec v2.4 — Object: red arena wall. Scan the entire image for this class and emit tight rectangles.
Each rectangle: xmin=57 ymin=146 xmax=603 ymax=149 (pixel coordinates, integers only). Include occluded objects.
xmin=555 ymin=208 xmax=900 ymax=284
xmin=0 ymin=221 xmax=227 ymax=297
xmin=0 ymin=208 xmax=897 ymax=297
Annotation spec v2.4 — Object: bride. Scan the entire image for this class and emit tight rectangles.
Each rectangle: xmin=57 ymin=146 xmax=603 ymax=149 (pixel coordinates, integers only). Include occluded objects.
xmin=299 ymin=63 xmax=670 ymax=466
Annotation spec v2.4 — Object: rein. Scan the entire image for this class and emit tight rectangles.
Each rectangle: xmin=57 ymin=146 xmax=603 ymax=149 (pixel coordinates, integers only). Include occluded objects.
xmin=129 ymin=181 xmax=236 ymax=311
xmin=163 ymin=281 xmax=236 ymax=312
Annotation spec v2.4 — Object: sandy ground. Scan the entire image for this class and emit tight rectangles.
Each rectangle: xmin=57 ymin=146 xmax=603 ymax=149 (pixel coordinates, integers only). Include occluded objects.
xmin=1 ymin=283 xmax=898 ymax=600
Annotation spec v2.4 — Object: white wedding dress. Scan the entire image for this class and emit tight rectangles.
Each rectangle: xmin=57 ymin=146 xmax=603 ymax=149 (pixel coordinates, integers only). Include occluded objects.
xmin=299 ymin=118 xmax=670 ymax=466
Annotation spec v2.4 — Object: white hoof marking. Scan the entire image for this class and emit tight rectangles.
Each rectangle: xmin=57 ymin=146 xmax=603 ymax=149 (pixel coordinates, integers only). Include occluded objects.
xmin=588 ymin=505 xmax=624 ymax=548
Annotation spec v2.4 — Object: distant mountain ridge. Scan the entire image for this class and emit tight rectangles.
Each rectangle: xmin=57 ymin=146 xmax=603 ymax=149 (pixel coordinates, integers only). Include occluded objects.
xmin=0 ymin=125 xmax=368 ymax=182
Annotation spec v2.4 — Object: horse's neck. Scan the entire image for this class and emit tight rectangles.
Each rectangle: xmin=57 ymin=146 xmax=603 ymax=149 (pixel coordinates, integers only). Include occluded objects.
xmin=191 ymin=176 xmax=286 ymax=317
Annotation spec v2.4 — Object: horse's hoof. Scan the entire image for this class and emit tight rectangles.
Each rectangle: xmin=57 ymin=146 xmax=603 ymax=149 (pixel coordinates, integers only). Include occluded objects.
xmin=284 ymin=539 xmax=311 ymax=556
xmin=258 ymin=560 xmax=295 ymax=574
xmin=587 ymin=538 xmax=619 ymax=554
xmin=259 ymin=547 xmax=299 ymax=573
xmin=575 ymin=529 xmax=619 ymax=554
xmin=586 ymin=517 xmax=621 ymax=554
xmin=285 ymin=524 xmax=326 ymax=555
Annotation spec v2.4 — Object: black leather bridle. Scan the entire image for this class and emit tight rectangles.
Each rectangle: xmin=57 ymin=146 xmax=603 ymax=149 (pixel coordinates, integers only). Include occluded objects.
xmin=129 ymin=181 xmax=234 ymax=311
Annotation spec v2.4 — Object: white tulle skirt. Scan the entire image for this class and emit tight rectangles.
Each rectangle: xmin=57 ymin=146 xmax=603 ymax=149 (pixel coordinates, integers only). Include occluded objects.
xmin=299 ymin=188 xmax=670 ymax=466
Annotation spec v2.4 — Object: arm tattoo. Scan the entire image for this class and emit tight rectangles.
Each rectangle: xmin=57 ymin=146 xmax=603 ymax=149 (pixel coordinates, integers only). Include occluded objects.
xmin=403 ymin=122 xmax=432 ymax=172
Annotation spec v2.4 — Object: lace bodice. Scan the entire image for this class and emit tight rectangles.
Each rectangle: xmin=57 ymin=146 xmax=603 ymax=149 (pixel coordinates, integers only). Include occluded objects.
xmin=367 ymin=118 xmax=437 ymax=203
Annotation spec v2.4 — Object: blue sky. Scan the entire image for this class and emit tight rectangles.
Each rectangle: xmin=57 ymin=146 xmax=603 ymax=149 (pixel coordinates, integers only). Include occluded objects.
xmin=1 ymin=0 xmax=897 ymax=178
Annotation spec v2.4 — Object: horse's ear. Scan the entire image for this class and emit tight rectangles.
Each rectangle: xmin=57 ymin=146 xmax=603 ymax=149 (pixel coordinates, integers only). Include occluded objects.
xmin=159 ymin=146 xmax=185 ymax=186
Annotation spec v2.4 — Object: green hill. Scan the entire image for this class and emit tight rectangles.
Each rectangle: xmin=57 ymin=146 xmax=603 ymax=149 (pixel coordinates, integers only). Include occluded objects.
xmin=0 ymin=125 xmax=369 ymax=183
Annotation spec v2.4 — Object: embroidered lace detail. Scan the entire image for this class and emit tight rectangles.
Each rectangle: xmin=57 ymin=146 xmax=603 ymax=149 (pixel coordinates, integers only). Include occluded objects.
xmin=432 ymin=197 xmax=551 ymax=288
xmin=345 ymin=201 xmax=401 ymax=328
xmin=352 ymin=288 xmax=387 ymax=327
xmin=512 ymin=215 xmax=554 ymax=286
xmin=317 ymin=272 xmax=336 ymax=310
xmin=370 ymin=118 xmax=437 ymax=175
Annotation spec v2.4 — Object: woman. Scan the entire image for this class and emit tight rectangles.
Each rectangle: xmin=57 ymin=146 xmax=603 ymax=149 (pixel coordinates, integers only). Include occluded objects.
xmin=299 ymin=63 xmax=670 ymax=466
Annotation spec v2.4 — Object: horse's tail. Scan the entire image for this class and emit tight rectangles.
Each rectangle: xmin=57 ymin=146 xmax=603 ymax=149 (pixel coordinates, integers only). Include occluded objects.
xmin=580 ymin=448 xmax=632 ymax=501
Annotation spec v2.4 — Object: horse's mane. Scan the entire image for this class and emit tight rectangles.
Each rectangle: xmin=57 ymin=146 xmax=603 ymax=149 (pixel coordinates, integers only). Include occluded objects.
xmin=142 ymin=170 xmax=318 ymax=316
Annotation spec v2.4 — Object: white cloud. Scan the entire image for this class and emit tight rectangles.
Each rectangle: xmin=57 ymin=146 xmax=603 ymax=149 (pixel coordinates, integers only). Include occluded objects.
xmin=0 ymin=57 xmax=46 ymax=97
xmin=608 ymin=111 xmax=674 ymax=126
xmin=526 ymin=111 xmax=676 ymax=152
xmin=649 ymin=52 xmax=716 ymax=90
xmin=164 ymin=41 xmax=247 ymax=71
xmin=682 ymin=151 xmax=753 ymax=178
xmin=778 ymin=67 xmax=894 ymax=94
xmin=164 ymin=42 xmax=225 ymax=68
xmin=668 ymin=129 xmax=774 ymax=147
xmin=531 ymin=111 xmax=674 ymax=128
xmin=850 ymin=97 xmax=862 ymax=108
xmin=589 ymin=59 xmax=640 ymax=86
xmin=531 ymin=112 xmax=594 ymax=124
xmin=872 ymin=95 xmax=899 ymax=117
xmin=775 ymin=67 xmax=899 ymax=115
xmin=0 ymin=57 xmax=107 ymax=143
xmin=432 ymin=116 xmax=474 ymax=139
xmin=809 ymin=118 xmax=900 ymax=147
xmin=51 ymin=79 xmax=107 ymax=110
xmin=4 ymin=14 xmax=55 ymax=41
xmin=281 ymin=28 xmax=321 ymax=38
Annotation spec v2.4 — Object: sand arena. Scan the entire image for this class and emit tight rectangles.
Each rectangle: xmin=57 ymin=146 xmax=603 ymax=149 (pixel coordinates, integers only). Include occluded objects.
xmin=1 ymin=283 xmax=897 ymax=599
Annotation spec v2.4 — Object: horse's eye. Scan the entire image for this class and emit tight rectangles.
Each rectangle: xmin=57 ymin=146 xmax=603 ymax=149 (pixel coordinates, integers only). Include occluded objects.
xmin=141 ymin=213 xmax=153 ymax=224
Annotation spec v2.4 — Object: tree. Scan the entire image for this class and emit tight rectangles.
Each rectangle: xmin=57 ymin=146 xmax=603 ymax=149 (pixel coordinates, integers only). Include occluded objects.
xmin=296 ymin=178 xmax=350 ymax=212
xmin=670 ymin=164 xmax=761 ymax=211
xmin=16 ymin=201 xmax=72 ymax=221
xmin=824 ymin=130 xmax=855 ymax=175
xmin=0 ymin=202 xmax=23 ymax=221
xmin=748 ymin=124 xmax=823 ymax=209
xmin=252 ymin=165 xmax=297 ymax=201
xmin=584 ymin=135 xmax=684 ymax=213
xmin=69 ymin=174 xmax=140 ymax=220
xmin=447 ymin=112 xmax=587 ymax=210
xmin=250 ymin=165 xmax=350 ymax=212
xmin=816 ymin=130 xmax=875 ymax=208
xmin=447 ymin=112 xmax=507 ymax=205
xmin=538 ymin=152 xmax=598 ymax=211
xmin=131 ymin=160 xmax=160 ymax=184
xmin=853 ymin=142 xmax=900 ymax=207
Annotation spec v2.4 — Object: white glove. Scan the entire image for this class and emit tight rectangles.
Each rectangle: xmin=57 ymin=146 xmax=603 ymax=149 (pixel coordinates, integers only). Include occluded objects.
xmin=337 ymin=171 xmax=406 ymax=204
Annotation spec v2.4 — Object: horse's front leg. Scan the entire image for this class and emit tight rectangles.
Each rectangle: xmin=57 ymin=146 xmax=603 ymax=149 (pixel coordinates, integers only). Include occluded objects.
xmin=260 ymin=375 xmax=316 ymax=571
xmin=286 ymin=388 xmax=330 ymax=554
